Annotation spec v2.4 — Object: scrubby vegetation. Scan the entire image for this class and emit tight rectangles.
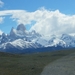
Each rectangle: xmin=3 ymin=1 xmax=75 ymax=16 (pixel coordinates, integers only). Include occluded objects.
xmin=0 ymin=49 xmax=75 ymax=75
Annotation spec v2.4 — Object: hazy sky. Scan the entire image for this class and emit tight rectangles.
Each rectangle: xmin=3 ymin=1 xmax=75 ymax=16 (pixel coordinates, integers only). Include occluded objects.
xmin=0 ymin=0 xmax=75 ymax=35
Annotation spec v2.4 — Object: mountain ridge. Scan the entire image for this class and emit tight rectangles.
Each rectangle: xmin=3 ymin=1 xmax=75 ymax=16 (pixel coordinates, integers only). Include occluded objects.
xmin=0 ymin=24 xmax=75 ymax=53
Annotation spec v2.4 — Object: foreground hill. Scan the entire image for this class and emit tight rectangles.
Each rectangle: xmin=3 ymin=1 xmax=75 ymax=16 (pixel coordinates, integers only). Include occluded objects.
xmin=0 ymin=48 xmax=75 ymax=75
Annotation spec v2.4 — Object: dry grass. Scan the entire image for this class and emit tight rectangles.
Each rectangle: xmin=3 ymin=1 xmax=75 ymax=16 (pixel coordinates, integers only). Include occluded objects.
xmin=0 ymin=49 xmax=75 ymax=75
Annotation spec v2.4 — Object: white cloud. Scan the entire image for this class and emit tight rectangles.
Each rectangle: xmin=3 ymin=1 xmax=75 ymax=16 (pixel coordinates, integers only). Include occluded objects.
xmin=0 ymin=8 xmax=75 ymax=36
xmin=0 ymin=0 xmax=4 ymax=7
xmin=30 ymin=9 xmax=75 ymax=35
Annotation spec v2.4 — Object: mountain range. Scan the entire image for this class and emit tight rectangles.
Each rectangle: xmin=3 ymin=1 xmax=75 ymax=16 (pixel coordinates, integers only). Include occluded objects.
xmin=0 ymin=24 xmax=75 ymax=53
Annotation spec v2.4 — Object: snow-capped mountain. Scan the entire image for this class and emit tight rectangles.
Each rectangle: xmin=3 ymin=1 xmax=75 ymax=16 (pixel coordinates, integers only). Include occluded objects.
xmin=0 ymin=24 xmax=75 ymax=53
xmin=0 ymin=24 xmax=42 ymax=51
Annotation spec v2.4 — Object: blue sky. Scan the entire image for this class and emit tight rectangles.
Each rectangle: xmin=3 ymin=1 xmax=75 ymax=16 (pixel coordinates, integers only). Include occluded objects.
xmin=0 ymin=0 xmax=75 ymax=35
xmin=2 ymin=0 xmax=75 ymax=14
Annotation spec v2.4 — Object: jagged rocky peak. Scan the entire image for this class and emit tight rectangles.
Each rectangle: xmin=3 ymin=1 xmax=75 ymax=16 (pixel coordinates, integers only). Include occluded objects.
xmin=61 ymin=34 xmax=72 ymax=39
xmin=17 ymin=24 xmax=26 ymax=31
xmin=10 ymin=27 xmax=14 ymax=33
xmin=2 ymin=33 xmax=7 ymax=37
xmin=10 ymin=27 xmax=16 ymax=35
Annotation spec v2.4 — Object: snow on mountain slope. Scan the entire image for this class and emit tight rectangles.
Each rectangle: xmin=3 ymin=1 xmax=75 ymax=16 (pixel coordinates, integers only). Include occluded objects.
xmin=10 ymin=39 xmax=40 ymax=49
xmin=34 ymin=37 xmax=48 ymax=46
xmin=0 ymin=39 xmax=41 ymax=50
xmin=61 ymin=34 xmax=75 ymax=47
xmin=51 ymin=38 xmax=66 ymax=47
xmin=34 ymin=34 xmax=75 ymax=48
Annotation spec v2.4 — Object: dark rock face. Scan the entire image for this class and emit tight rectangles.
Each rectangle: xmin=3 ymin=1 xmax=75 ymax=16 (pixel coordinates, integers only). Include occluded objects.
xmin=10 ymin=27 xmax=16 ymax=36
xmin=0 ymin=33 xmax=8 ymax=43
xmin=10 ymin=24 xmax=27 ymax=40
xmin=17 ymin=24 xmax=26 ymax=31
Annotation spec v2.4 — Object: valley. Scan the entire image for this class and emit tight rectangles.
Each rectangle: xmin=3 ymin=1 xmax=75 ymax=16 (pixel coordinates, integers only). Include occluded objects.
xmin=0 ymin=48 xmax=75 ymax=75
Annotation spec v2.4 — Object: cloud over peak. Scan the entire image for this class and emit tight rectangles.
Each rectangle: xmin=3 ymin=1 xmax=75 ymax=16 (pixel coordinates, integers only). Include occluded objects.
xmin=0 ymin=8 xmax=75 ymax=36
